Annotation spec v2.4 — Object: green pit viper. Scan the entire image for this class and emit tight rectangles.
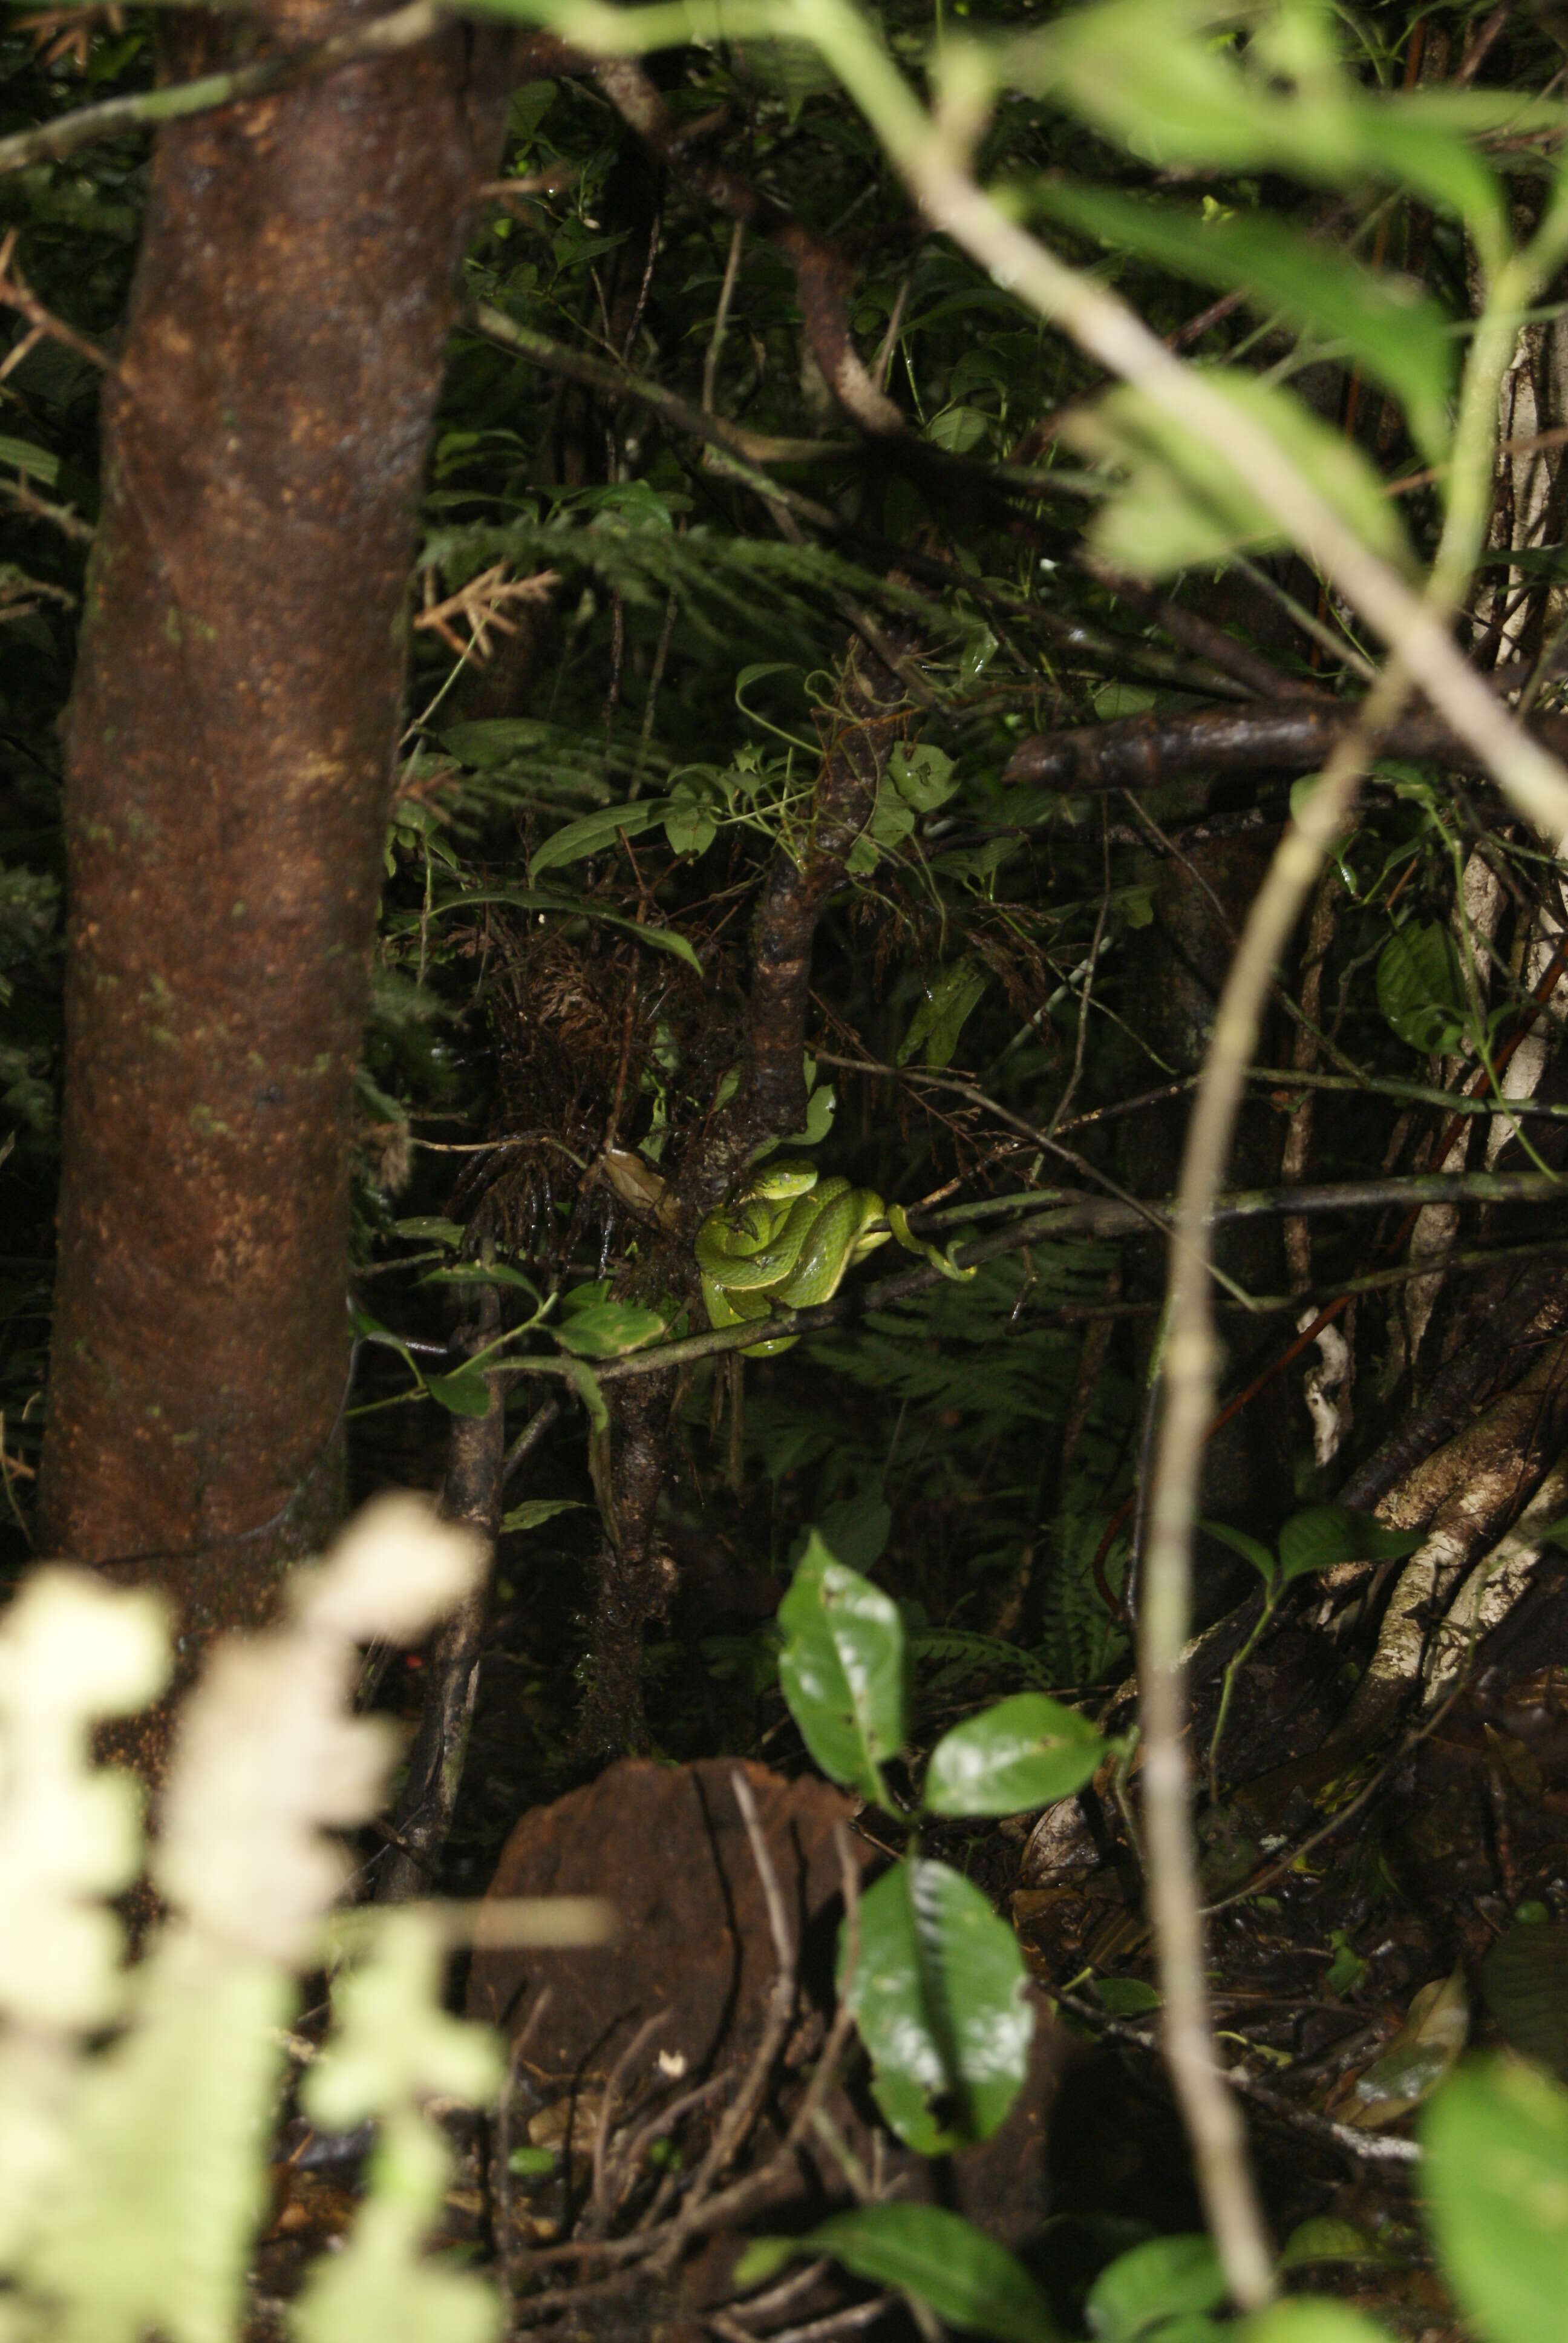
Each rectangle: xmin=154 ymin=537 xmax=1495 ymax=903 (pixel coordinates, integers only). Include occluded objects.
xmin=696 ymin=1158 xmax=973 ymax=1357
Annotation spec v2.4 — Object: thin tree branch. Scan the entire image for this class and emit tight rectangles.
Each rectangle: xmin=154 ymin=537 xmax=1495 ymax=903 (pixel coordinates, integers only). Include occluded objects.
xmin=471 ymin=303 xmax=856 ymax=467
xmin=1003 ymin=695 xmax=1568 ymax=796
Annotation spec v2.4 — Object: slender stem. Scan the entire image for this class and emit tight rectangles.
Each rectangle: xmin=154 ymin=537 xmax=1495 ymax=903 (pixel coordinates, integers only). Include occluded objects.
xmin=1206 ymin=1596 xmax=1276 ymax=1809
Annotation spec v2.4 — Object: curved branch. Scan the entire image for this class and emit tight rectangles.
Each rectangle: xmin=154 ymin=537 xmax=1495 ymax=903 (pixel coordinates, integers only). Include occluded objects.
xmin=1004 ymin=698 xmax=1568 ymax=796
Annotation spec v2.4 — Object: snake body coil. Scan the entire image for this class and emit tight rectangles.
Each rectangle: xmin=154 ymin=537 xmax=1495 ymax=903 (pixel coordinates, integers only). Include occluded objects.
xmin=696 ymin=1157 xmax=971 ymax=1357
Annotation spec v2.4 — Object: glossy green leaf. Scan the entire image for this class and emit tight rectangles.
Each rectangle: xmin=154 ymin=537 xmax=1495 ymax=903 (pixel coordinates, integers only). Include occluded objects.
xmin=1085 ymin=2234 xmax=1223 ymax=2343
xmin=527 ymin=799 xmax=668 ymax=876
xmin=550 ymin=1301 xmax=667 ymax=1358
xmin=844 ymin=1857 xmax=1032 ymax=2152
xmin=777 ymin=1535 xmax=906 ymax=1803
xmin=1376 ymin=922 xmax=1468 ymax=1055
xmin=1036 ymin=186 xmax=1453 ymax=465
xmin=1275 ymin=1507 xmax=1423 ymax=1586
xmin=423 ymin=1367 xmax=494 ymax=1418
xmin=763 ymin=2204 xmax=1060 ymax=2342
xmin=924 ymin=1693 xmax=1103 ymax=1817
xmin=1423 ymin=2055 xmax=1568 ymax=2343
xmin=1071 ymin=378 xmax=1413 ymax=582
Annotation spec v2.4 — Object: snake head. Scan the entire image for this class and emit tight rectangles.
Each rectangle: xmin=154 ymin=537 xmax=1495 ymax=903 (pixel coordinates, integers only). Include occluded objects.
xmin=745 ymin=1156 xmax=820 ymax=1202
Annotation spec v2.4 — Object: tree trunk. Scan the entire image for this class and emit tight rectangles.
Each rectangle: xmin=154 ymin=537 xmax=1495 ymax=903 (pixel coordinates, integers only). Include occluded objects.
xmin=37 ymin=4 xmax=512 ymax=1734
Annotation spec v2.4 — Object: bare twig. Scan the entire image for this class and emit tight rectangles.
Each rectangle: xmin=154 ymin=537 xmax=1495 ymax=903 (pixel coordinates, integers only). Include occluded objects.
xmin=668 ymin=1771 xmax=800 ymax=2226
xmin=589 ymin=2011 xmax=671 ymax=2229
xmin=703 ymin=219 xmax=746 ymax=413
xmin=1056 ymin=1997 xmax=1420 ymax=2170
xmin=495 ymin=1985 xmax=554 ymax=2289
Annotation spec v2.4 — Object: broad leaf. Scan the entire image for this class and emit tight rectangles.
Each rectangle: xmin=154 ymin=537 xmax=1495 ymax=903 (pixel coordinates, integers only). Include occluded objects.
xmin=1423 ymin=2055 xmax=1568 ymax=2343
xmin=924 ymin=1692 xmax=1103 ymax=1818
xmin=1085 ymin=2233 xmax=1224 ymax=2342
xmin=787 ymin=2205 xmax=1059 ymax=2343
xmin=528 ymin=799 xmax=668 ymax=876
xmin=1276 ymin=1507 xmax=1422 ymax=1586
xmin=1093 ymin=1977 xmax=1161 ymax=2017
xmin=889 ymin=741 xmax=959 ymax=813
xmin=1376 ymin=922 xmax=1468 ymax=1056
xmin=844 ymin=1858 xmax=1032 ymax=2152
xmin=423 ymin=1368 xmax=493 ymax=1418
xmin=777 ymin=1536 xmax=906 ymax=1803
xmin=550 ymin=1302 xmax=667 ymax=1358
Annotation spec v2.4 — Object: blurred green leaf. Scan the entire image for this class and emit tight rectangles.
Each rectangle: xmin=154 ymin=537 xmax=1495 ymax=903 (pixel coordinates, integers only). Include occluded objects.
xmin=1085 ymin=2234 xmax=1224 ymax=2342
xmin=1423 ymin=2054 xmax=1568 ymax=2343
xmin=1036 ymin=186 xmax=1454 ymax=465
xmin=1071 ymin=377 xmax=1413 ymax=580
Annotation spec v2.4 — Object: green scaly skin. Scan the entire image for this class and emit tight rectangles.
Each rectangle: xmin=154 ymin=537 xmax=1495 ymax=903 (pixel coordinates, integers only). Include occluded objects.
xmin=696 ymin=1159 xmax=974 ymax=1358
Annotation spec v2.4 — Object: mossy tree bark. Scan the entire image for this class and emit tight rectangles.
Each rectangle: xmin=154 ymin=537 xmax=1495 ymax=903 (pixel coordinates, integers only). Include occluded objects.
xmin=36 ymin=2 xmax=512 ymax=1742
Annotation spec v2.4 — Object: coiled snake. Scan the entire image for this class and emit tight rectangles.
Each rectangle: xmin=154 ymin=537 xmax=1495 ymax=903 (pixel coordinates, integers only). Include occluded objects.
xmin=696 ymin=1158 xmax=973 ymax=1357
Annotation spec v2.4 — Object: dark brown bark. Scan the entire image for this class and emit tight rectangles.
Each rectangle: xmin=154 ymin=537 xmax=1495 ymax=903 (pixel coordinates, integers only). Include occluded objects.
xmin=37 ymin=5 xmax=512 ymax=1716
